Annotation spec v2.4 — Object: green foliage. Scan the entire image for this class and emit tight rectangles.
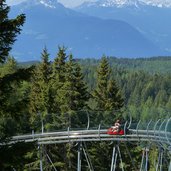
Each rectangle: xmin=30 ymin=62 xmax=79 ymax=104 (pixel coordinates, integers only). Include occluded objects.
xmin=106 ymin=79 xmax=124 ymax=110
xmin=93 ymin=56 xmax=111 ymax=110
xmin=1 ymin=18 xmax=171 ymax=170
xmin=51 ymin=46 xmax=68 ymax=114
xmin=58 ymin=55 xmax=90 ymax=128
xmin=107 ymin=56 xmax=171 ymax=74
xmin=0 ymin=0 xmax=25 ymax=63
xmin=93 ymin=56 xmax=124 ymax=111
xmin=0 ymin=57 xmax=17 ymax=77
xmin=0 ymin=142 xmax=37 ymax=170
xmin=79 ymin=57 xmax=171 ymax=121
xmin=1 ymin=53 xmax=171 ymax=170
xmin=0 ymin=117 xmax=16 ymax=143
xmin=29 ymin=47 xmax=52 ymax=130
xmin=92 ymin=56 xmax=124 ymax=126
xmin=0 ymin=2 xmax=40 ymax=169
xmin=0 ymin=61 xmax=35 ymax=169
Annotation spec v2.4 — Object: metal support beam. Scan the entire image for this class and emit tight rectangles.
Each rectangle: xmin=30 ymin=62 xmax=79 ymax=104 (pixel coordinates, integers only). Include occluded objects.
xmin=111 ymin=146 xmax=116 ymax=171
xmin=41 ymin=119 xmax=44 ymax=134
xmin=156 ymin=149 xmax=161 ymax=171
xmin=159 ymin=150 xmax=163 ymax=171
xmin=140 ymin=147 xmax=149 ymax=171
xmin=77 ymin=142 xmax=82 ymax=171
xmin=155 ymin=148 xmax=164 ymax=171
xmin=113 ymin=152 xmax=118 ymax=171
xmin=39 ymin=145 xmax=43 ymax=171
xmin=140 ymin=148 xmax=145 ymax=171
xmin=145 ymin=148 xmax=149 ymax=171
xmin=83 ymin=142 xmax=94 ymax=171
xmin=168 ymin=161 xmax=171 ymax=171
xmin=117 ymin=145 xmax=124 ymax=171
xmin=46 ymin=153 xmax=58 ymax=171
xmin=86 ymin=111 xmax=90 ymax=130
xmin=124 ymin=142 xmax=137 ymax=170
xmin=110 ymin=145 xmax=122 ymax=171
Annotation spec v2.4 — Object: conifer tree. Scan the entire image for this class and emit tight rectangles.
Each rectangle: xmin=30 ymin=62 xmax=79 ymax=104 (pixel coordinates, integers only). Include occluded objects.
xmin=0 ymin=57 xmax=30 ymax=121
xmin=91 ymin=57 xmax=124 ymax=171
xmin=58 ymin=54 xmax=90 ymax=128
xmin=0 ymin=1 xmax=29 ymax=123
xmin=106 ymin=79 xmax=124 ymax=110
xmin=0 ymin=56 xmax=17 ymax=77
xmin=0 ymin=0 xmax=25 ymax=63
xmin=0 ymin=0 xmax=27 ymax=120
xmin=51 ymin=46 xmax=68 ymax=114
xmin=29 ymin=47 xmax=52 ymax=130
xmin=58 ymin=54 xmax=75 ymax=114
xmin=93 ymin=56 xmax=124 ymax=111
xmin=0 ymin=2 xmax=36 ymax=168
xmin=93 ymin=56 xmax=111 ymax=110
xmin=154 ymin=90 xmax=168 ymax=107
xmin=49 ymin=52 xmax=90 ymax=170
xmin=74 ymin=62 xmax=90 ymax=110
xmin=27 ymin=48 xmax=53 ymax=170
xmin=52 ymin=46 xmax=67 ymax=83
xmin=166 ymin=96 xmax=171 ymax=109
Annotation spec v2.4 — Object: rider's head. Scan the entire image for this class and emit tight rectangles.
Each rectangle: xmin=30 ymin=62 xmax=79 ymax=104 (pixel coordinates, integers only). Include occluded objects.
xmin=116 ymin=119 xmax=120 ymax=123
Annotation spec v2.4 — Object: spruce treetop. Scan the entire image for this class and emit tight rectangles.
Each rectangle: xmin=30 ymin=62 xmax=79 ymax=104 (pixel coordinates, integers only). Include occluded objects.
xmin=0 ymin=0 xmax=25 ymax=63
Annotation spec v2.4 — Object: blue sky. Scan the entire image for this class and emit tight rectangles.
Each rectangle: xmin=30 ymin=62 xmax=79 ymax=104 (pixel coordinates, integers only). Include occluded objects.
xmin=6 ymin=0 xmax=96 ymax=7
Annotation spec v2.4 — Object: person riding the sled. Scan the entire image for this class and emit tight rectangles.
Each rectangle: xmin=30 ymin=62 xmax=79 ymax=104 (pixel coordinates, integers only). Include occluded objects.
xmin=111 ymin=120 xmax=121 ymax=132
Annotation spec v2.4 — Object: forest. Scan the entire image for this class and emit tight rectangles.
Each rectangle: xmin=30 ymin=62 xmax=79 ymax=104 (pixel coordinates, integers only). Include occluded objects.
xmin=0 ymin=0 xmax=170 ymax=170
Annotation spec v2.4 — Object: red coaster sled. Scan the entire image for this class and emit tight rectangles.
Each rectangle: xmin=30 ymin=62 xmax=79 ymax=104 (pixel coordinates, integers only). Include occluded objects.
xmin=107 ymin=128 xmax=125 ymax=135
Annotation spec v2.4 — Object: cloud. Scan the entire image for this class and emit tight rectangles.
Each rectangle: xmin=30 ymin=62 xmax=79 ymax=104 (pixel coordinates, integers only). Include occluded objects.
xmin=35 ymin=34 xmax=48 ymax=40
xmin=6 ymin=0 xmax=26 ymax=5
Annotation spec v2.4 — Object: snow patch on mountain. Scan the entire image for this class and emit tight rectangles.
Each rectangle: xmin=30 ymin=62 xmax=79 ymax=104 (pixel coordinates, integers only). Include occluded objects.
xmin=144 ymin=0 xmax=171 ymax=8
xmin=39 ymin=0 xmax=57 ymax=8
xmin=15 ymin=0 xmax=62 ymax=9
xmin=79 ymin=0 xmax=171 ymax=8
xmin=99 ymin=0 xmax=144 ymax=8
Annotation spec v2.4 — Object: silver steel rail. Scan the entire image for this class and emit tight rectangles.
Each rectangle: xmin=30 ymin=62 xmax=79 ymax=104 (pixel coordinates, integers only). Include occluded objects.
xmin=5 ymin=129 xmax=170 ymax=147
xmin=1 ymin=118 xmax=170 ymax=149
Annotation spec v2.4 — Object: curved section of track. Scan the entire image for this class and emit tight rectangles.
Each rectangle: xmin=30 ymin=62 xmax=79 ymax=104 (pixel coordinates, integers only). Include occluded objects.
xmin=10 ymin=129 xmax=171 ymax=147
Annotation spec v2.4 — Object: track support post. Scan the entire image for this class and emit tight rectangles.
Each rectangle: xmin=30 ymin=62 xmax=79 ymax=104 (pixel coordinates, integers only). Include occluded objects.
xmin=111 ymin=145 xmax=116 ymax=171
xmin=77 ymin=142 xmax=82 ymax=171
xmin=140 ymin=147 xmax=149 ymax=171
xmin=39 ymin=145 xmax=43 ymax=171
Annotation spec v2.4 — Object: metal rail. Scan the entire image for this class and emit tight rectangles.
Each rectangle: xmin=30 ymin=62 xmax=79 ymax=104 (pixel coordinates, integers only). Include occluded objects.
xmin=1 ymin=118 xmax=170 ymax=149
xmin=1 ymin=118 xmax=170 ymax=171
xmin=3 ymin=129 xmax=169 ymax=147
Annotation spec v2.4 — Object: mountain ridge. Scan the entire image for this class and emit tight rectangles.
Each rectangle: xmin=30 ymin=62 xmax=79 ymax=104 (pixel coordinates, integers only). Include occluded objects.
xmin=75 ymin=0 xmax=171 ymax=56
xmin=77 ymin=0 xmax=171 ymax=8
xmin=9 ymin=0 xmax=166 ymax=61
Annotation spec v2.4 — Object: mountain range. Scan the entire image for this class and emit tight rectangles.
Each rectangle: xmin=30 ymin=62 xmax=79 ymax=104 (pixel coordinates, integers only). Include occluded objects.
xmin=75 ymin=0 xmax=171 ymax=56
xmin=79 ymin=0 xmax=171 ymax=8
xmin=9 ymin=0 xmax=170 ymax=61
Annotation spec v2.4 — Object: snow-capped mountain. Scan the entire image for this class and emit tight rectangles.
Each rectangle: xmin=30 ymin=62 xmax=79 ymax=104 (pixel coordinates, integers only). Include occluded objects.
xmin=38 ymin=0 xmax=58 ymax=8
xmin=79 ymin=0 xmax=171 ymax=8
xmin=13 ymin=0 xmax=65 ymax=11
xmin=9 ymin=0 xmax=166 ymax=61
xmin=25 ymin=0 xmax=58 ymax=7
xmin=75 ymin=0 xmax=171 ymax=55
xmin=144 ymin=0 xmax=171 ymax=8
xmin=88 ymin=0 xmax=146 ymax=8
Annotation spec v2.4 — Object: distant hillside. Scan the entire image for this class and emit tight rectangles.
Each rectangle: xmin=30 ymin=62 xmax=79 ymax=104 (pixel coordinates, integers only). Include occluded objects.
xmin=78 ymin=56 xmax=171 ymax=74
xmin=75 ymin=1 xmax=171 ymax=56
xmin=19 ymin=56 xmax=171 ymax=74
xmin=18 ymin=60 xmax=40 ymax=68
xmin=9 ymin=0 xmax=165 ymax=61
